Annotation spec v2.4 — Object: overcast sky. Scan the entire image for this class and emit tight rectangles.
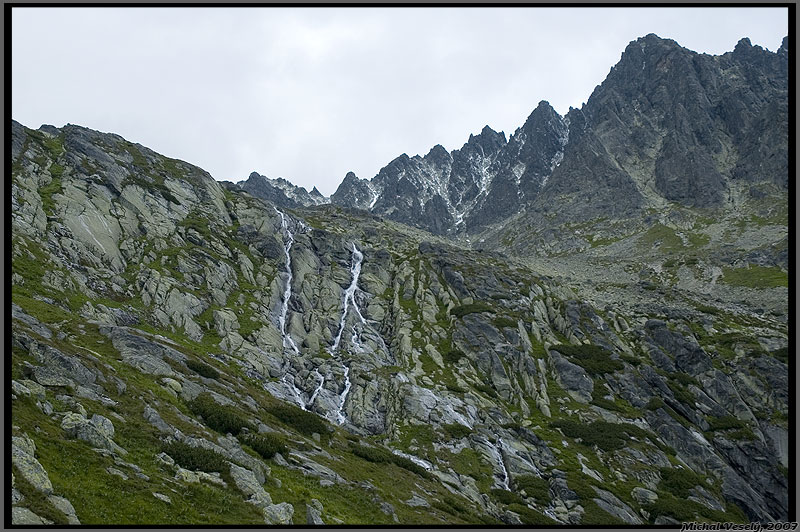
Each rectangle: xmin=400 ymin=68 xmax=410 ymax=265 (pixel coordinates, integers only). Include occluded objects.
xmin=12 ymin=7 xmax=788 ymax=196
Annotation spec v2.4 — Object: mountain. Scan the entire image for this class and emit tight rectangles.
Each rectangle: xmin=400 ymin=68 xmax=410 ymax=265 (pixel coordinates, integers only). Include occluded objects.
xmin=10 ymin=33 xmax=789 ymax=527
xmin=234 ymin=171 xmax=328 ymax=209
xmin=331 ymin=34 xmax=789 ymax=240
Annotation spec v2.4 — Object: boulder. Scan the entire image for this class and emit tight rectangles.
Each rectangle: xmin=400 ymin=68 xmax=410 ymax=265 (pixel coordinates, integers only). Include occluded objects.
xmin=11 ymin=434 xmax=53 ymax=495
xmin=263 ymin=502 xmax=294 ymax=525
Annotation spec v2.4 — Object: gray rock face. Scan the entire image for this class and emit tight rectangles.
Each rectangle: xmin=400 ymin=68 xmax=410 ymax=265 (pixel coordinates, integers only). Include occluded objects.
xmin=548 ymin=350 xmax=593 ymax=403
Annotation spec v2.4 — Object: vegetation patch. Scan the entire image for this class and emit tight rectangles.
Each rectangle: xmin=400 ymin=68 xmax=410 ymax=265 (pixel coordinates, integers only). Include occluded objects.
xmin=450 ymin=302 xmax=495 ymax=318
xmin=514 ymin=474 xmax=550 ymax=503
xmin=489 ymin=488 xmax=524 ymax=506
xmin=550 ymin=419 xmax=652 ymax=452
xmin=492 ymin=316 xmax=517 ymax=329
xmin=348 ymin=443 xmax=431 ymax=479
xmin=188 ymin=393 xmax=251 ymax=435
xmin=162 ymin=440 xmax=227 ymax=473
xmin=507 ymin=503 xmax=556 ymax=524
xmin=720 ymin=265 xmax=788 ymax=289
xmin=552 ymin=344 xmax=624 ymax=375
xmin=240 ymin=433 xmax=287 ymax=460
xmin=441 ymin=423 xmax=471 ymax=440
xmin=266 ymin=403 xmax=329 ymax=437
xmin=185 ymin=359 xmax=220 ymax=380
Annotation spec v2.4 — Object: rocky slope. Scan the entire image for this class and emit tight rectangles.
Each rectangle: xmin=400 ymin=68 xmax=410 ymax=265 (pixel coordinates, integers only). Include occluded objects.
xmin=10 ymin=117 xmax=789 ymax=525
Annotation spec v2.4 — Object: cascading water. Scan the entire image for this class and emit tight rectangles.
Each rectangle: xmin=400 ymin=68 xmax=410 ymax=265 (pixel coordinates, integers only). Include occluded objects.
xmin=275 ymin=207 xmax=300 ymax=355
xmin=328 ymin=243 xmax=365 ymax=425
xmin=307 ymin=369 xmax=325 ymax=407
xmin=487 ymin=437 xmax=511 ymax=490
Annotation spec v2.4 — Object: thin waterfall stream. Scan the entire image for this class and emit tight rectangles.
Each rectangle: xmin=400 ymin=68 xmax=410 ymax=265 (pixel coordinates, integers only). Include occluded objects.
xmin=327 ymin=243 xmax=365 ymax=425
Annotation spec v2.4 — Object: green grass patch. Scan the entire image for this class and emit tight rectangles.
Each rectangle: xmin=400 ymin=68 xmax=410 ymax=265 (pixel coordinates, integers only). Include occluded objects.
xmin=721 ymin=265 xmax=788 ymax=289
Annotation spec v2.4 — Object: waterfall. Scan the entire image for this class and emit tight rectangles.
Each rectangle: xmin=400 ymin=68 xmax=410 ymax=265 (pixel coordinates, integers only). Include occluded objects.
xmin=275 ymin=208 xmax=299 ymax=355
xmin=328 ymin=243 xmax=364 ymax=425
xmin=307 ymin=369 xmax=325 ymax=406
xmin=486 ymin=437 xmax=510 ymax=490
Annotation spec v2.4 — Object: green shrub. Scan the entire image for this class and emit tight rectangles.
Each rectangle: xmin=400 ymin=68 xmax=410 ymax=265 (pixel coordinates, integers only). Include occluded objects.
xmin=552 ymin=344 xmax=624 ymax=375
xmin=507 ymin=503 xmax=555 ymax=525
xmin=514 ymin=474 xmax=550 ymax=503
xmin=493 ymin=316 xmax=517 ymax=329
xmin=450 ymin=302 xmax=495 ymax=318
xmin=442 ymin=423 xmax=472 ymax=440
xmin=646 ymin=397 xmax=666 ymax=410
xmin=490 ymin=489 xmax=524 ymax=506
xmin=550 ymin=419 xmax=652 ymax=452
xmin=267 ymin=403 xmax=329 ymax=437
xmin=241 ymin=433 xmax=287 ymax=460
xmin=672 ymin=371 xmax=697 ymax=387
xmin=772 ymin=347 xmax=788 ymax=364
xmin=645 ymin=492 xmax=702 ymax=522
xmin=445 ymin=383 xmax=465 ymax=394
xmin=188 ymin=393 xmax=250 ymax=435
xmin=348 ymin=443 xmax=430 ymax=479
xmin=186 ymin=359 xmax=220 ymax=380
xmin=442 ymin=349 xmax=464 ymax=364
xmin=659 ymin=467 xmax=704 ymax=498
xmin=473 ymin=383 xmax=498 ymax=398
xmin=706 ymin=415 xmax=747 ymax=432
xmin=162 ymin=440 xmax=227 ymax=472
xmin=667 ymin=381 xmax=696 ymax=406
xmin=590 ymin=397 xmax=625 ymax=413
xmin=581 ymin=500 xmax=626 ymax=525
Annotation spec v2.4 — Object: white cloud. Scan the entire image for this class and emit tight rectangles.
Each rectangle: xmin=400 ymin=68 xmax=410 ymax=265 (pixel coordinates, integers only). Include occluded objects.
xmin=12 ymin=7 xmax=788 ymax=195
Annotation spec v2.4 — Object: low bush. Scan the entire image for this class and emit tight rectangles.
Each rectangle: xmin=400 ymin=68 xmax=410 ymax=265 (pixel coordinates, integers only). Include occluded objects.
xmin=162 ymin=440 xmax=227 ymax=472
xmin=450 ymin=302 xmax=494 ymax=318
xmin=706 ymin=415 xmax=747 ymax=432
xmin=188 ymin=393 xmax=251 ymax=435
xmin=514 ymin=474 xmax=550 ymax=503
xmin=473 ymin=383 xmax=497 ymax=398
xmin=349 ymin=443 xmax=431 ymax=479
xmin=492 ymin=316 xmax=517 ymax=329
xmin=241 ymin=433 xmax=287 ymax=460
xmin=490 ymin=489 xmax=524 ymax=506
xmin=267 ymin=403 xmax=329 ymax=437
xmin=646 ymin=397 xmax=666 ymax=410
xmin=552 ymin=344 xmax=624 ymax=375
xmin=442 ymin=349 xmax=464 ymax=364
xmin=659 ymin=467 xmax=704 ymax=498
xmin=550 ymin=419 xmax=653 ymax=452
xmin=442 ymin=423 xmax=472 ymax=440
xmin=186 ymin=359 xmax=220 ymax=380
xmin=771 ymin=347 xmax=788 ymax=364
xmin=507 ymin=503 xmax=555 ymax=525
xmin=581 ymin=500 xmax=626 ymax=525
